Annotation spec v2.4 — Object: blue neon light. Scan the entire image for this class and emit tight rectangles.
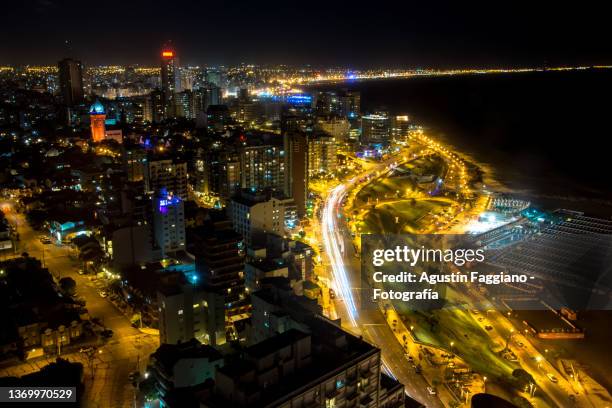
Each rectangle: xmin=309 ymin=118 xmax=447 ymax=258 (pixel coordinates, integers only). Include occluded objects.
xmin=158 ymin=195 xmax=181 ymax=214
xmin=258 ymin=93 xmax=312 ymax=105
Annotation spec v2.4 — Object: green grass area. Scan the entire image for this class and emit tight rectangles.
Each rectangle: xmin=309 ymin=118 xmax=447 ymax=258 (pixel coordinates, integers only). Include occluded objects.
xmin=395 ymin=289 xmax=518 ymax=380
xmin=357 ymin=198 xmax=453 ymax=234
xmin=400 ymin=154 xmax=445 ymax=177
xmin=355 ymin=176 xmax=418 ymax=207
xmin=354 ymin=155 xmax=445 ymax=208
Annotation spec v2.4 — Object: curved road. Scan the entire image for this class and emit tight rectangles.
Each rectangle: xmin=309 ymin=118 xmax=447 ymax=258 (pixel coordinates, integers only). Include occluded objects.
xmin=320 ymin=171 xmax=445 ymax=408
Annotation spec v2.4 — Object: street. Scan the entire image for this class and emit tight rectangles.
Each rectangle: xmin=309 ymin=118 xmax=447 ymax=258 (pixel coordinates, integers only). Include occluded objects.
xmin=0 ymin=201 xmax=159 ymax=408
xmin=318 ymin=160 xmax=447 ymax=408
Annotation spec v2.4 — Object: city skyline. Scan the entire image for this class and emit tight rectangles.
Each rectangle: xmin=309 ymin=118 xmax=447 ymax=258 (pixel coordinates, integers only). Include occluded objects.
xmin=0 ymin=3 xmax=611 ymax=407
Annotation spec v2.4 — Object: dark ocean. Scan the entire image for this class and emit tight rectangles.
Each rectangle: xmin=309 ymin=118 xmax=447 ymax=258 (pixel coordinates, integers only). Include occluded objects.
xmin=312 ymin=70 xmax=612 ymax=217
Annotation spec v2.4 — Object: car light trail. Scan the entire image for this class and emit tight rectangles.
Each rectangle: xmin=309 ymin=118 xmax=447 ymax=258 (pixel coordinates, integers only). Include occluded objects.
xmin=381 ymin=357 xmax=396 ymax=380
xmin=322 ymin=183 xmax=359 ymax=327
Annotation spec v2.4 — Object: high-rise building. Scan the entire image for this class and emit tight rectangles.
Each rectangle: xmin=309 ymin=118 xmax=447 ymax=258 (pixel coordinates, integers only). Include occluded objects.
xmin=196 ymin=148 xmax=241 ymax=201
xmin=229 ymin=190 xmax=297 ymax=246
xmin=58 ymin=58 xmax=84 ymax=106
xmin=204 ymin=83 xmax=222 ymax=106
xmin=145 ymin=157 xmax=188 ymax=200
xmin=150 ymin=89 xmax=165 ymax=123
xmin=205 ymin=69 xmax=223 ymax=87
xmin=316 ymin=115 xmax=350 ymax=144
xmin=209 ymin=284 xmax=406 ymax=408
xmin=391 ymin=115 xmax=411 ymax=143
xmin=234 ymin=97 xmax=262 ymax=124
xmin=191 ymin=217 xmax=249 ymax=345
xmin=361 ymin=113 xmax=391 ymax=145
xmin=157 ymin=272 xmax=227 ymax=346
xmin=153 ymin=189 xmax=186 ymax=256
xmin=240 ymin=134 xmax=286 ymax=193
xmin=244 ymin=234 xmax=314 ymax=292
xmin=193 ymin=219 xmax=245 ymax=294
xmin=339 ymin=89 xmax=361 ymax=118
xmin=206 ymin=104 xmax=230 ymax=132
xmin=160 ymin=47 xmax=178 ymax=118
xmin=123 ymin=145 xmax=147 ymax=182
xmin=283 ymin=130 xmax=308 ymax=218
xmin=177 ymin=67 xmax=197 ymax=91
xmin=308 ymin=133 xmax=337 ymax=178
xmin=89 ymin=100 xmax=106 ymax=142
xmin=314 ymin=91 xmax=337 ymax=115
xmin=175 ymin=90 xmax=194 ymax=119
xmin=127 ymin=95 xmax=151 ymax=124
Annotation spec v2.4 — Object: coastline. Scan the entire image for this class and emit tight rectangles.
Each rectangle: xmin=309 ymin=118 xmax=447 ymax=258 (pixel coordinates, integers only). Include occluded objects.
xmin=311 ymin=70 xmax=612 ymax=216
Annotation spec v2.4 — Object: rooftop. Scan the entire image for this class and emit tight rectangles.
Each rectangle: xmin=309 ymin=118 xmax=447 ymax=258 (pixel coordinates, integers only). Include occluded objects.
xmin=152 ymin=338 xmax=223 ymax=374
xmin=89 ymin=100 xmax=105 ymax=115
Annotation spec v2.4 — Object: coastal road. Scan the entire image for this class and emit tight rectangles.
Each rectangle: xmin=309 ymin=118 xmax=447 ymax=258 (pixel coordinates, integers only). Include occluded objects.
xmin=320 ymin=173 xmax=445 ymax=408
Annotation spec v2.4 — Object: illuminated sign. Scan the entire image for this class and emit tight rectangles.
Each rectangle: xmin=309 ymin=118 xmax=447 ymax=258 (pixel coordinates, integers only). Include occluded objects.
xmin=257 ymin=93 xmax=312 ymax=105
xmin=286 ymin=94 xmax=312 ymax=105
xmin=162 ymin=51 xmax=174 ymax=57
xmin=158 ymin=195 xmax=181 ymax=214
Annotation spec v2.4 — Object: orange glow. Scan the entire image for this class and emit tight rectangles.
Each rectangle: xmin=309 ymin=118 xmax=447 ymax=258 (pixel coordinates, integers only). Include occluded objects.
xmin=162 ymin=51 xmax=174 ymax=57
xmin=90 ymin=114 xmax=106 ymax=143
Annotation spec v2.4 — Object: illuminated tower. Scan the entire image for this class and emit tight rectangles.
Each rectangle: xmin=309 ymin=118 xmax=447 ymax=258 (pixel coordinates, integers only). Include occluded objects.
xmin=89 ymin=100 xmax=106 ymax=142
xmin=160 ymin=45 xmax=178 ymax=118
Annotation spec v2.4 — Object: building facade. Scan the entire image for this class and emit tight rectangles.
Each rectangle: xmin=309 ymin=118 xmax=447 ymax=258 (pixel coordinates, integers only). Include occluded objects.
xmin=230 ymin=190 xmax=296 ymax=246
xmin=361 ymin=114 xmax=390 ymax=145
xmin=58 ymin=58 xmax=84 ymax=106
xmin=308 ymin=134 xmax=337 ymax=178
xmin=145 ymin=158 xmax=188 ymax=200
xmin=160 ymin=48 xmax=178 ymax=118
xmin=153 ymin=191 xmax=186 ymax=256
xmin=89 ymin=100 xmax=106 ymax=142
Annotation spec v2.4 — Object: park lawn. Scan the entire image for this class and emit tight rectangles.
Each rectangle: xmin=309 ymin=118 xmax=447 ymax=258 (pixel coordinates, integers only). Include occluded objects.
xmin=355 ymin=176 xmax=418 ymax=207
xmin=358 ymin=198 xmax=453 ymax=234
xmin=353 ymin=154 xmax=445 ymax=207
xmin=395 ymin=287 xmax=517 ymax=381
xmin=400 ymin=154 xmax=445 ymax=177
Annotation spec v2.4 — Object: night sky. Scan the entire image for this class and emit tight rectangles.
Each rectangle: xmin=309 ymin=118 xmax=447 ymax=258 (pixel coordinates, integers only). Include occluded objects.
xmin=1 ymin=0 xmax=611 ymax=67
